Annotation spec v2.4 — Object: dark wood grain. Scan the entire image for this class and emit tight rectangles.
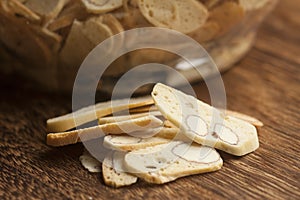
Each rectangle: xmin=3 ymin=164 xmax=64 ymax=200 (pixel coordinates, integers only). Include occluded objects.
xmin=1 ymin=0 xmax=300 ymax=199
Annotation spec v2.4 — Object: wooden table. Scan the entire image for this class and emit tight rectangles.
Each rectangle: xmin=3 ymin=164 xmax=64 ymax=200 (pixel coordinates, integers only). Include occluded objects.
xmin=1 ymin=1 xmax=299 ymax=199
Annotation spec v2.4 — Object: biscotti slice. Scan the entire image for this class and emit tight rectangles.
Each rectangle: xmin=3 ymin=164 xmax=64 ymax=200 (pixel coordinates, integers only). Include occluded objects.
xmin=151 ymin=83 xmax=259 ymax=156
xmin=103 ymin=135 xmax=171 ymax=151
xmin=239 ymin=0 xmax=270 ymax=11
xmin=47 ymin=96 xmax=154 ymax=132
xmin=98 ymin=111 xmax=162 ymax=125
xmin=24 ymin=0 xmax=68 ymax=23
xmin=124 ymin=141 xmax=222 ymax=184
xmin=129 ymin=105 xmax=158 ymax=113
xmin=224 ymin=110 xmax=263 ymax=128
xmin=102 ymin=151 xmax=138 ymax=188
xmin=47 ymin=115 xmax=163 ymax=146
xmin=79 ymin=149 xmax=102 ymax=173
xmin=138 ymin=0 xmax=208 ymax=34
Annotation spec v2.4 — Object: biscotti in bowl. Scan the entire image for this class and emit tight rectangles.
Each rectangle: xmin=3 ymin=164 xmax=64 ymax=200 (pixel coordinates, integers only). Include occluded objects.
xmin=0 ymin=0 xmax=277 ymax=93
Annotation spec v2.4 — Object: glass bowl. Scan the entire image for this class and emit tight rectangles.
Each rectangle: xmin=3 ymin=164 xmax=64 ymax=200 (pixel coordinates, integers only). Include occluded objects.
xmin=0 ymin=0 xmax=277 ymax=93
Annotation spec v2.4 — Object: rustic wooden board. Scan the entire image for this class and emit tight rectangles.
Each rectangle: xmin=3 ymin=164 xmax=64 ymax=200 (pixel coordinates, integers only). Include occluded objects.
xmin=0 ymin=0 xmax=299 ymax=199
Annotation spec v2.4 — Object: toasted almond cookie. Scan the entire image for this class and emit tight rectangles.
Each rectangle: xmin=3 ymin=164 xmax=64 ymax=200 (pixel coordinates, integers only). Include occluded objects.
xmin=47 ymin=2 xmax=88 ymax=31
xmin=97 ymin=14 xmax=127 ymax=76
xmin=151 ymin=83 xmax=259 ymax=156
xmin=137 ymin=0 xmax=178 ymax=29
xmin=138 ymin=0 xmax=208 ymax=34
xmin=58 ymin=20 xmax=96 ymax=76
xmin=124 ymin=141 xmax=222 ymax=184
xmin=59 ymin=16 xmax=113 ymax=71
xmin=102 ymin=151 xmax=138 ymax=188
xmin=121 ymin=5 xmax=151 ymax=29
xmin=239 ymin=0 xmax=270 ymax=11
xmin=81 ymin=0 xmax=123 ymax=14
xmin=128 ymin=127 xmax=181 ymax=139
xmin=47 ymin=115 xmax=163 ymax=146
xmin=98 ymin=111 xmax=161 ymax=124
xmin=47 ymin=96 xmax=154 ymax=132
xmin=101 ymin=13 xmax=124 ymax=34
xmin=103 ymin=135 xmax=171 ymax=151
xmin=81 ymin=16 xmax=114 ymax=48
xmin=24 ymin=0 xmax=68 ymax=23
xmin=79 ymin=149 xmax=102 ymax=173
xmin=129 ymin=105 xmax=158 ymax=113
xmin=173 ymin=0 xmax=209 ymax=33
xmin=224 ymin=110 xmax=263 ymax=128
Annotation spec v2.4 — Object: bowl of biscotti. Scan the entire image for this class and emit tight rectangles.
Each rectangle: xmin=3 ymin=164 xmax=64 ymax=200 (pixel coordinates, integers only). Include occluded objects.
xmin=46 ymin=83 xmax=263 ymax=187
xmin=0 ymin=0 xmax=277 ymax=93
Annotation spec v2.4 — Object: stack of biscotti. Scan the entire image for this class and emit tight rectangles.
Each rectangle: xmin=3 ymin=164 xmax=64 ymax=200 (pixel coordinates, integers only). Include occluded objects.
xmin=46 ymin=83 xmax=263 ymax=187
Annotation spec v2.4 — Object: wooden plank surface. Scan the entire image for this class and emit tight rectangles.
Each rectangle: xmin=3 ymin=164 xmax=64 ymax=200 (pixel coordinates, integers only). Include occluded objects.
xmin=0 ymin=0 xmax=299 ymax=199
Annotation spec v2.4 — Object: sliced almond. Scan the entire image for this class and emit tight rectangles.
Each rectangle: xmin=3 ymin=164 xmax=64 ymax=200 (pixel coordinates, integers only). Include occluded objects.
xmin=152 ymin=83 xmax=259 ymax=156
xmin=47 ymin=96 xmax=154 ymax=132
xmin=47 ymin=115 xmax=163 ymax=146
xmin=124 ymin=141 xmax=222 ymax=184
xmin=81 ymin=0 xmax=123 ymax=14
xmin=102 ymin=151 xmax=137 ymax=188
